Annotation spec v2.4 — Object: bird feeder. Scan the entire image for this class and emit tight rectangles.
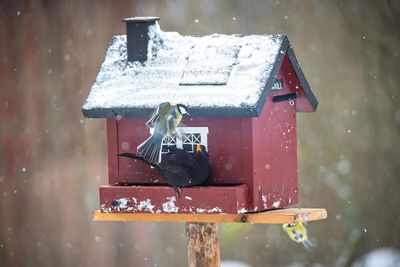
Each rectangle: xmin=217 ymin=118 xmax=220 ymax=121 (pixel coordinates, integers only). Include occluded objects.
xmin=82 ymin=17 xmax=319 ymax=215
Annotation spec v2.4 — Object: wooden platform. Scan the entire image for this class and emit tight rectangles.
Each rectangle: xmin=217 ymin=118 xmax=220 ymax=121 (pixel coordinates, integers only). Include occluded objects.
xmin=99 ymin=184 xmax=249 ymax=214
xmin=92 ymin=208 xmax=327 ymax=224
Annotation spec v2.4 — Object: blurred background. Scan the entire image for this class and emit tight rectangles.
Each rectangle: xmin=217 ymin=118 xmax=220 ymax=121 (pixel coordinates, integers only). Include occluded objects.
xmin=1 ymin=0 xmax=399 ymax=266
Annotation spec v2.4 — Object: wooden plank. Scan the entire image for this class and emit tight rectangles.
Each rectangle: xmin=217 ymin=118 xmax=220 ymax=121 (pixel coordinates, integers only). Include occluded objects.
xmin=92 ymin=208 xmax=327 ymax=224
xmin=186 ymin=223 xmax=220 ymax=267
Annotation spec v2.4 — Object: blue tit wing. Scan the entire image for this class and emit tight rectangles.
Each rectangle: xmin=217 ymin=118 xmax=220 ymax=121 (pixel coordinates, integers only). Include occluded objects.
xmin=145 ymin=105 xmax=160 ymax=128
xmin=292 ymin=230 xmax=304 ymax=242
xmin=166 ymin=113 xmax=176 ymax=135
xmin=301 ymin=239 xmax=316 ymax=251
xmin=146 ymin=102 xmax=171 ymax=128
xmin=166 ymin=107 xmax=183 ymax=135
xmin=146 ymin=113 xmax=159 ymax=128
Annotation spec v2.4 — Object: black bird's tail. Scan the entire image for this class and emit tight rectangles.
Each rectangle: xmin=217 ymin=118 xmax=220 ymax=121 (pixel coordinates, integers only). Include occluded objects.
xmin=118 ymin=152 xmax=160 ymax=169
xmin=137 ymin=131 xmax=164 ymax=164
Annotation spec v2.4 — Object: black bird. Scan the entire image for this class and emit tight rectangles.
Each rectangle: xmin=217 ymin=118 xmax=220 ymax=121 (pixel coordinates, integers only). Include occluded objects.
xmin=119 ymin=144 xmax=211 ymax=197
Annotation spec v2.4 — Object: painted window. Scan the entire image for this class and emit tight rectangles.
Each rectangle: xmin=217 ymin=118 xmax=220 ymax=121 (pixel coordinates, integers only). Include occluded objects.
xmin=149 ymin=127 xmax=209 ymax=161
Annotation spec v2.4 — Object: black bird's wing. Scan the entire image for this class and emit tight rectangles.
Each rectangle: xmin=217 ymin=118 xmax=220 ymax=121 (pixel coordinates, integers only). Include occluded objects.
xmin=159 ymin=149 xmax=211 ymax=187
xmin=161 ymin=165 xmax=192 ymax=186
xmin=188 ymin=152 xmax=211 ymax=186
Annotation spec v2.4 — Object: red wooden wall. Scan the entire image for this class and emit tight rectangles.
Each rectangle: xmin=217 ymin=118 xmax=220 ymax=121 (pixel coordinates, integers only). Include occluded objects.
xmin=249 ymin=54 xmax=300 ymax=211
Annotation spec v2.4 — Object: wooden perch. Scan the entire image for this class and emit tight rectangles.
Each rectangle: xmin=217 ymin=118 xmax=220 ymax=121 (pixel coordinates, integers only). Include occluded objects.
xmin=92 ymin=208 xmax=327 ymax=224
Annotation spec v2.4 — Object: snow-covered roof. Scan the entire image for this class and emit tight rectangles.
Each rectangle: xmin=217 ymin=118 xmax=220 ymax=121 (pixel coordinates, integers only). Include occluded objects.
xmin=82 ymin=22 xmax=316 ymax=118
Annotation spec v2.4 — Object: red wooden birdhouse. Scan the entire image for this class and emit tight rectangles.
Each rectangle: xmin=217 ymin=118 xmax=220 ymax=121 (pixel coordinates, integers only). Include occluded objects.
xmin=82 ymin=17 xmax=318 ymax=215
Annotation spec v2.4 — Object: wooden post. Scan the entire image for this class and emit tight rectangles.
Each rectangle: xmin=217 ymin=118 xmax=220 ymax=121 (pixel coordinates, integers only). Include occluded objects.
xmin=186 ymin=222 xmax=220 ymax=267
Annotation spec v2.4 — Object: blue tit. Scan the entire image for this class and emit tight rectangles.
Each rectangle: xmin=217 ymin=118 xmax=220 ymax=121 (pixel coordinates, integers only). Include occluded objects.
xmin=137 ymin=102 xmax=190 ymax=164
xmin=282 ymin=222 xmax=315 ymax=250
xmin=111 ymin=197 xmax=129 ymax=208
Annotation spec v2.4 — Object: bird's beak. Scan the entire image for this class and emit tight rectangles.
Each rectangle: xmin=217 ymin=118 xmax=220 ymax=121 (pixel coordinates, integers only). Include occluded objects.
xmin=195 ymin=144 xmax=202 ymax=153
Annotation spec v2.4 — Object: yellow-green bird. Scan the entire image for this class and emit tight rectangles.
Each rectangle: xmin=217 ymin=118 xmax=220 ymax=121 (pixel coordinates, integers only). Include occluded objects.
xmin=283 ymin=222 xmax=315 ymax=250
xmin=137 ymin=102 xmax=190 ymax=164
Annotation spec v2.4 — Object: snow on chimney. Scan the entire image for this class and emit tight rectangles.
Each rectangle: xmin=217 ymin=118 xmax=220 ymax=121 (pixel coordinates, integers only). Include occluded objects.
xmin=122 ymin=16 xmax=160 ymax=62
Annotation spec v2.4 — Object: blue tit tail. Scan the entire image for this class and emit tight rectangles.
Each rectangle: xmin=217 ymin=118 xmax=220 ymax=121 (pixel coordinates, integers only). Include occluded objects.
xmin=137 ymin=131 xmax=164 ymax=164
xmin=301 ymin=239 xmax=316 ymax=251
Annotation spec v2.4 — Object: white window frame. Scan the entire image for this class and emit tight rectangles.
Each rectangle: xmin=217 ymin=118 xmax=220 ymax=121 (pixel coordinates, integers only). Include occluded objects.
xmin=149 ymin=127 xmax=209 ymax=161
